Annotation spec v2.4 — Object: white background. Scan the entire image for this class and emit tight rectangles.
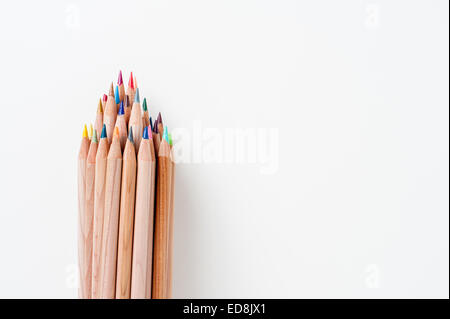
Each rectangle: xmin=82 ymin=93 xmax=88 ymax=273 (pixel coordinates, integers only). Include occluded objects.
xmin=0 ymin=0 xmax=448 ymax=298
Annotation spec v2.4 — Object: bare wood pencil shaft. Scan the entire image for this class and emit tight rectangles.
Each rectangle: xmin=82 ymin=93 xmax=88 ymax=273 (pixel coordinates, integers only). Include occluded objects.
xmin=167 ymin=150 xmax=175 ymax=298
xmin=78 ymin=137 xmax=89 ymax=299
xmin=129 ymin=102 xmax=142 ymax=152
xmin=116 ymin=139 xmax=137 ymax=299
xmin=100 ymin=136 xmax=122 ymax=299
xmin=131 ymin=139 xmax=156 ymax=298
xmin=83 ymin=140 xmax=97 ymax=299
xmin=152 ymin=140 xmax=171 ymax=299
xmin=115 ymin=115 xmax=127 ymax=151
xmin=92 ymin=138 xmax=109 ymax=298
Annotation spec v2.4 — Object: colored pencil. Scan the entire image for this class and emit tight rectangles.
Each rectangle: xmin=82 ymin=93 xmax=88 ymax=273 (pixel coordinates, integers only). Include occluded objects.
xmin=126 ymin=72 xmax=136 ymax=110
xmin=115 ymin=101 xmax=128 ymax=151
xmin=118 ymin=70 xmax=125 ymax=102
xmin=84 ymin=129 xmax=98 ymax=298
xmin=129 ymin=88 xmax=143 ymax=152
xmin=152 ymin=134 xmax=172 ymax=299
xmin=94 ymin=98 xmax=103 ymax=139
xmin=78 ymin=124 xmax=90 ymax=299
xmin=116 ymin=129 xmax=137 ymax=299
xmin=142 ymin=97 xmax=150 ymax=128
xmin=167 ymin=134 xmax=175 ymax=297
xmin=131 ymin=127 xmax=156 ymax=298
xmin=92 ymin=125 xmax=109 ymax=298
xmin=100 ymin=127 xmax=122 ymax=299
xmin=104 ymin=84 xmax=117 ymax=144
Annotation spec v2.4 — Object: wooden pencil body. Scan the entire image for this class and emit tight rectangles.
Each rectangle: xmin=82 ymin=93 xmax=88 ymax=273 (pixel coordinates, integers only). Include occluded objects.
xmin=116 ymin=140 xmax=137 ymax=299
xmin=100 ymin=137 xmax=122 ymax=299
xmin=77 ymin=137 xmax=89 ymax=299
xmin=83 ymin=141 xmax=97 ymax=299
xmin=131 ymin=139 xmax=156 ymax=298
xmin=152 ymin=140 xmax=171 ymax=299
xmin=167 ymin=151 xmax=175 ymax=298
xmin=92 ymin=138 xmax=109 ymax=298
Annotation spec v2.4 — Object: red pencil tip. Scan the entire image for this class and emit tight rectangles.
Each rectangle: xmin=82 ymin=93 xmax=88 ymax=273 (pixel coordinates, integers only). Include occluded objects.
xmin=102 ymin=94 xmax=107 ymax=102
xmin=118 ymin=70 xmax=123 ymax=85
xmin=128 ymin=72 xmax=134 ymax=89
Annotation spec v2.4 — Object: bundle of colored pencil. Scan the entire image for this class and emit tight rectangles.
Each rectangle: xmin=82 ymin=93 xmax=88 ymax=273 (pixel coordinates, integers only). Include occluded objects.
xmin=77 ymin=71 xmax=175 ymax=299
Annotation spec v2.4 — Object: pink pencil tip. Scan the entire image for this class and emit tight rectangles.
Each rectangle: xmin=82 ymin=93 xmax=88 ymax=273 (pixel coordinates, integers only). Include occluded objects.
xmin=118 ymin=70 xmax=123 ymax=85
xmin=128 ymin=72 xmax=134 ymax=89
xmin=102 ymin=94 xmax=107 ymax=102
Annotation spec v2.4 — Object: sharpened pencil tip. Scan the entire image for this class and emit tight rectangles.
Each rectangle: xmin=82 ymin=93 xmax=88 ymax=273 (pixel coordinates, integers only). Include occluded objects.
xmin=149 ymin=117 xmax=153 ymax=131
xmin=82 ymin=124 xmax=88 ymax=138
xmin=109 ymin=82 xmax=114 ymax=96
xmin=103 ymin=94 xmax=108 ymax=102
xmin=142 ymin=97 xmax=147 ymax=111
xmin=148 ymin=125 xmax=153 ymax=138
xmin=143 ymin=126 xmax=149 ymax=139
xmin=128 ymin=127 xmax=134 ymax=143
xmin=169 ymin=133 xmax=173 ymax=146
xmin=115 ymin=86 xmax=120 ymax=104
xmin=101 ymin=124 xmax=107 ymax=139
xmin=118 ymin=70 xmax=123 ymax=85
xmin=97 ymin=98 xmax=103 ymax=113
xmin=163 ymin=126 xmax=169 ymax=143
xmin=129 ymin=72 xmax=134 ymax=89
xmin=92 ymin=129 xmax=98 ymax=143
xmin=88 ymin=124 xmax=93 ymax=140
xmin=134 ymin=88 xmax=140 ymax=103
xmin=114 ymin=126 xmax=119 ymax=137
xmin=118 ymin=101 xmax=124 ymax=115
xmin=157 ymin=112 xmax=163 ymax=126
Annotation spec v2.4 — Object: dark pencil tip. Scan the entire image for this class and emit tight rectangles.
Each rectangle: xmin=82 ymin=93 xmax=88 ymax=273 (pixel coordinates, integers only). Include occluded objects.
xmin=128 ymin=127 xmax=134 ymax=143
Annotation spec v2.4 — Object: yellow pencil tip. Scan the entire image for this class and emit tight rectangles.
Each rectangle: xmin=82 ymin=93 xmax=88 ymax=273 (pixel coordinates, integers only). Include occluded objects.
xmin=114 ymin=126 xmax=119 ymax=137
xmin=82 ymin=124 xmax=88 ymax=138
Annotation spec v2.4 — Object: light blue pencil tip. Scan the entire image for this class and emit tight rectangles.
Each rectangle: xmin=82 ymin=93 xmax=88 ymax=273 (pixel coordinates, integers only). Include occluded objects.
xmin=163 ymin=126 xmax=169 ymax=143
xmin=134 ymin=88 xmax=140 ymax=103
xmin=115 ymin=86 xmax=120 ymax=104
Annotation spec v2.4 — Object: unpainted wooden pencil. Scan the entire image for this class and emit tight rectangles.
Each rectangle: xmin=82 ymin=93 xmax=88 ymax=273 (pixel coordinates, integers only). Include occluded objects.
xmin=83 ymin=129 xmax=98 ymax=299
xmin=78 ymin=125 xmax=90 ymax=299
xmin=104 ymin=84 xmax=117 ymax=144
xmin=129 ymin=88 xmax=143 ymax=152
xmin=116 ymin=129 xmax=137 ymax=299
xmin=92 ymin=125 xmax=109 ymax=298
xmin=167 ymin=135 xmax=175 ymax=298
xmin=152 ymin=137 xmax=172 ymax=299
xmin=115 ymin=101 xmax=128 ymax=151
xmin=131 ymin=127 xmax=156 ymax=298
xmin=100 ymin=127 xmax=123 ymax=299
xmin=94 ymin=99 xmax=103 ymax=138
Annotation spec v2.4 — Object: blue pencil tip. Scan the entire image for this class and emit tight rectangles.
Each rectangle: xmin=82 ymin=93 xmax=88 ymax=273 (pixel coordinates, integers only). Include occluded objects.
xmin=128 ymin=127 xmax=134 ymax=143
xmin=134 ymin=88 xmax=140 ymax=103
xmin=143 ymin=126 xmax=149 ymax=139
xmin=115 ymin=86 xmax=120 ymax=104
xmin=101 ymin=124 xmax=107 ymax=139
xmin=118 ymin=101 xmax=124 ymax=115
